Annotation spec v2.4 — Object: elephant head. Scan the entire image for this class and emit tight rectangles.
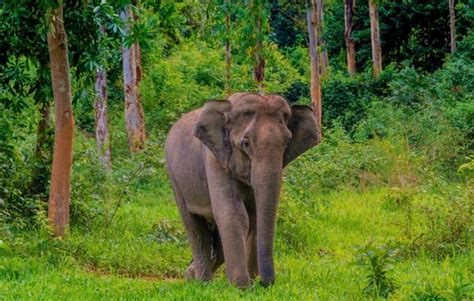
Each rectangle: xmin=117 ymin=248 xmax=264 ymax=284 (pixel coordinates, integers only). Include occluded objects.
xmin=194 ymin=93 xmax=320 ymax=286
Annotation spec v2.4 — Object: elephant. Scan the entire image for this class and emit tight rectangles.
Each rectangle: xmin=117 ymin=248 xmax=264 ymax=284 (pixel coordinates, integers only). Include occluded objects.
xmin=165 ymin=92 xmax=320 ymax=288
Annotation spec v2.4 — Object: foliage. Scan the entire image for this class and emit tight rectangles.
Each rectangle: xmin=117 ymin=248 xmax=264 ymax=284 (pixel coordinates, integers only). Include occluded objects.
xmin=356 ymin=242 xmax=399 ymax=298
xmin=389 ymin=188 xmax=474 ymax=260
xmin=323 ymin=0 xmax=474 ymax=72
xmin=1 ymin=1 xmax=474 ymax=299
xmin=140 ymin=38 xmax=303 ymax=131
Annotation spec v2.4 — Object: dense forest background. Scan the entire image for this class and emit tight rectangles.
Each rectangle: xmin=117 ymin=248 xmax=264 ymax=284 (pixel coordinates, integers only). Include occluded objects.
xmin=1 ymin=0 xmax=473 ymax=299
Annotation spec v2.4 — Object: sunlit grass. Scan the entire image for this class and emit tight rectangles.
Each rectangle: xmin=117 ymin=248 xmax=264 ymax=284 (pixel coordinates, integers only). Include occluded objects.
xmin=1 ymin=185 xmax=472 ymax=300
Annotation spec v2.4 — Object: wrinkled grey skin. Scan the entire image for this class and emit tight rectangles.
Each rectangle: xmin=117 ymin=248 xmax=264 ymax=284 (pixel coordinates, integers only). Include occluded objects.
xmin=165 ymin=93 xmax=320 ymax=288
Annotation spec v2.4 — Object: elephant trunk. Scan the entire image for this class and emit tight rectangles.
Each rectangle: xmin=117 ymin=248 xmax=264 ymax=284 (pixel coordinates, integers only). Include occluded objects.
xmin=251 ymin=157 xmax=283 ymax=286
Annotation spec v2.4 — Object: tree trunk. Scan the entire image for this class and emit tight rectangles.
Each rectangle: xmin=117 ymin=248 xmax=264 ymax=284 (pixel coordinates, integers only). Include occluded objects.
xmin=134 ymin=43 xmax=142 ymax=83
xmin=449 ymin=0 xmax=456 ymax=53
xmin=95 ymin=24 xmax=111 ymax=171
xmin=132 ymin=0 xmax=143 ymax=84
xmin=344 ymin=0 xmax=356 ymax=75
xmin=30 ymin=102 xmax=51 ymax=195
xmin=95 ymin=68 xmax=112 ymax=171
xmin=121 ymin=6 xmax=146 ymax=153
xmin=47 ymin=4 xmax=74 ymax=238
xmin=224 ymin=0 xmax=232 ymax=96
xmin=250 ymin=0 xmax=265 ymax=93
xmin=316 ymin=0 xmax=328 ymax=76
xmin=369 ymin=0 xmax=382 ymax=77
xmin=35 ymin=103 xmax=50 ymax=159
xmin=307 ymin=0 xmax=322 ymax=136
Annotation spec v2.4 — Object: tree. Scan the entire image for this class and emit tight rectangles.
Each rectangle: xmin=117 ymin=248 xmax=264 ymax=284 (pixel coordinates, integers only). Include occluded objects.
xmin=344 ymin=0 xmax=356 ymax=75
xmin=224 ymin=0 xmax=232 ymax=96
xmin=249 ymin=0 xmax=266 ymax=93
xmin=0 ymin=3 xmax=54 ymax=196
xmin=47 ymin=2 xmax=74 ymax=238
xmin=369 ymin=0 xmax=382 ymax=77
xmin=449 ymin=0 xmax=456 ymax=53
xmin=121 ymin=4 xmax=146 ymax=153
xmin=307 ymin=0 xmax=322 ymax=136
xmin=316 ymin=0 xmax=328 ymax=76
xmin=95 ymin=26 xmax=111 ymax=171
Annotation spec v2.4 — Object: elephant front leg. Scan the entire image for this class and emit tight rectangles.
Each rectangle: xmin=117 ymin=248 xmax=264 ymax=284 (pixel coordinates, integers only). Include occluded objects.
xmin=206 ymin=154 xmax=251 ymax=288
xmin=247 ymin=209 xmax=258 ymax=279
xmin=213 ymin=200 xmax=251 ymax=288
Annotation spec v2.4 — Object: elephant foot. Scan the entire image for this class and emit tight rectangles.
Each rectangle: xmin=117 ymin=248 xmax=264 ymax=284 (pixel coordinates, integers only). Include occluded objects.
xmin=228 ymin=272 xmax=251 ymax=289
xmin=185 ymin=260 xmax=212 ymax=281
xmin=184 ymin=263 xmax=196 ymax=280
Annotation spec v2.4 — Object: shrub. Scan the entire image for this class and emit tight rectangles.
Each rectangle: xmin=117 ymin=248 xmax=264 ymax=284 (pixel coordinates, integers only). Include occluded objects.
xmin=285 ymin=121 xmax=425 ymax=196
xmin=321 ymin=67 xmax=395 ymax=132
xmin=384 ymin=187 xmax=473 ymax=260
xmin=0 ymin=105 xmax=49 ymax=229
xmin=141 ymin=39 xmax=305 ymax=133
xmin=355 ymin=242 xmax=399 ymax=298
xmin=70 ymin=132 xmax=168 ymax=229
xmin=410 ymin=190 xmax=473 ymax=259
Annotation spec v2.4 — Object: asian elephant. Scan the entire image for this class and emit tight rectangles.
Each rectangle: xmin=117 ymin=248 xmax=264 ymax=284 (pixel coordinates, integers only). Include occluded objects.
xmin=165 ymin=93 xmax=320 ymax=288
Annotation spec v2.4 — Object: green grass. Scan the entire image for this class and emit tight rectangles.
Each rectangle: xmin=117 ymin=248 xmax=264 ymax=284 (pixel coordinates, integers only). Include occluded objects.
xmin=1 ymin=185 xmax=472 ymax=300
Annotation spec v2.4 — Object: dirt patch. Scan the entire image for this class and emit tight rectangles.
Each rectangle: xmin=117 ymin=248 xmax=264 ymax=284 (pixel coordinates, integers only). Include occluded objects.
xmin=84 ymin=264 xmax=183 ymax=283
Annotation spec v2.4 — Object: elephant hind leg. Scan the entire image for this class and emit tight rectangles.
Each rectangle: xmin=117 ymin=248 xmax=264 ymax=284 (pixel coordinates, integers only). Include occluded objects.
xmin=181 ymin=213 xmax=213 ymax=281
xmin=170 ymin=179 xmax=213 ymax=281
xmin=186 ymin=225 xmax=223 ymax=280
xmin=210 ymin=227 xmax=224 ymax=272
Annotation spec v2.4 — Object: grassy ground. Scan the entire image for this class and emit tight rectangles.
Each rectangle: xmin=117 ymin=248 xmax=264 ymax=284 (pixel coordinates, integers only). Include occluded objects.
xmin=1 ymin=180 xmax=473 ymax=299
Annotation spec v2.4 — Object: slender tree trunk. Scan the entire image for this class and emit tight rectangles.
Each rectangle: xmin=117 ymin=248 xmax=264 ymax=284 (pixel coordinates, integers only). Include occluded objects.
xmin=369 ymin=0 xmax=382 ymax=77
xmin=35 ymin=103 xmax=50 ymax=159
xmin=134 ymin=43 xmax=142 ymax=83
xmin=449 ymin=0 xmax=456 ymax=53
xmin=95 ymin=24 xmax=111 ymax=171
xmin=344 ymin=0 xmax=356 ymax=75
xmin=95 ymin=68 xmax=112 ymax=171
xmin=250 ymin=0 xmax=265 ymax=93
xmin=132 ymin=0 xmax=143 ymax=84
xmin=224 ymin=0 xmax=232 ymax=96
xmin=121 ymin=6 xmax=146 ymax=153
xmin=307 ymin=0 xmax=322 ymax=136
xmin=30 ymin=102 xmax=51 ymax=195
xmin=316 ymin=0 xmax=328 ymax=76
xmin=47 ymin=3 xmax=74 ymax=238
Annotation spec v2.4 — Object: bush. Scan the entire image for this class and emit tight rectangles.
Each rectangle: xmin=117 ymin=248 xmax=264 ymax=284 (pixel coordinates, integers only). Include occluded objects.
xmin=70 ymin=132 xmax=168 ymax=229
xmin=0 ymin=105 xmax=49 ymax=229
xmin=355 ymin=242 xmax=399 ymax=298
xmin=140 ymin=40 xmax=224 ymax=132
xmin=285 ymin=121 xmax=425 ymax=195
xmin=140 ymin=39 xmax=305 ymax=133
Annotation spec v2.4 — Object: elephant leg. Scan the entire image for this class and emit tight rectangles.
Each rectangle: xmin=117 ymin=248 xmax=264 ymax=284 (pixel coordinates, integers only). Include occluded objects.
xmin=170 ymin=179 xmax=213 ymax=281
xmin=213 ymin=201 xmax=250 ymax=288
xmin=181 ymin=214 xmax=213 ymax=281
xmin=246 ymin=209 xmax=258 ymax=279
xmin=210 ymin=228 xmax=225 ymax=272
xmin=206 ymin=155 xmax=251 ymax=288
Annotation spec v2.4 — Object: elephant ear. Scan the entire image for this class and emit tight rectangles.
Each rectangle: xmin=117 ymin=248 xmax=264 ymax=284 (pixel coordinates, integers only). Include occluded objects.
xmin=283 ymin=105 xmax=321 ymax=167
xmin=194 ymin=100 xmax=232 ymax=170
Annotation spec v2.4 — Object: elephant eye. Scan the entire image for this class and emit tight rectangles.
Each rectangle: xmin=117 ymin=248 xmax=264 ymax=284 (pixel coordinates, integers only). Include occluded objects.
xmin=240 ymin=137 xmax=251 ymax=153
